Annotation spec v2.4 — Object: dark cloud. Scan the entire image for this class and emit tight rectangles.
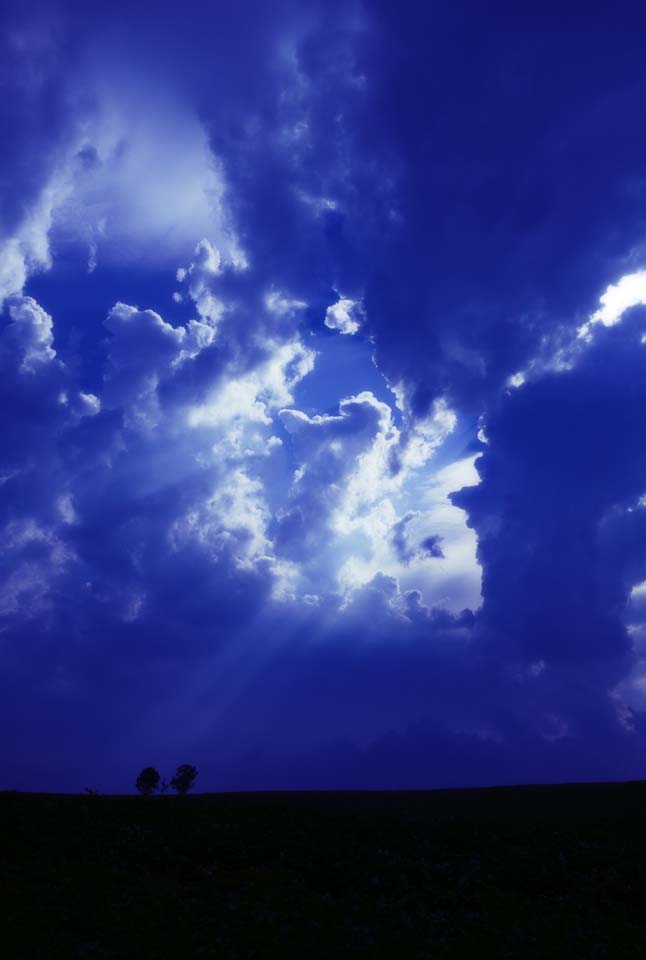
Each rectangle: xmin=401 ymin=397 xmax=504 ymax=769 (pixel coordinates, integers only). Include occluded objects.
xmin=0 ymin=8 xmax=77 ymax=240
xmin=202 ymin=2 xmax=646 ymax=413
xmin=419 ymin=535 xmax=444 ymax=560
xmin=391 ymin=513 xmax=445 ymax=564
xmin=452 ymin=310 xmax=646 ymax=738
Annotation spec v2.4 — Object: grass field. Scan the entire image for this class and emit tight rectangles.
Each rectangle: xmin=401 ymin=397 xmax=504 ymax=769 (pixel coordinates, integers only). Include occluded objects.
xmin=3 ymin=781 xmax=646 ymax=958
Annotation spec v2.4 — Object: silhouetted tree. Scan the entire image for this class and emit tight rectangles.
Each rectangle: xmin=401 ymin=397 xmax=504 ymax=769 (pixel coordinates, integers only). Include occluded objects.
xmin=135 ymin=766 xmax=161 ymax=796
xmin=160 ymin=778 xmax=169 ymax=794
xmin=170 ymin=763 xmax=197 ymax=795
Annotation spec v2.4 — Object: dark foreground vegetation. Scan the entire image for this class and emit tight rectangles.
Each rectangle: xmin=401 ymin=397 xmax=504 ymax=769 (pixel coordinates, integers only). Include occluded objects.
xmin=3 ymin=781 xmax=646 ymax=958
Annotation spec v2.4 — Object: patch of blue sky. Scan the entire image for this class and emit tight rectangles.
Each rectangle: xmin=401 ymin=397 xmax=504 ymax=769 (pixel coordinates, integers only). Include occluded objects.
xmin=293 ymin=327 xmax=397 ymax=419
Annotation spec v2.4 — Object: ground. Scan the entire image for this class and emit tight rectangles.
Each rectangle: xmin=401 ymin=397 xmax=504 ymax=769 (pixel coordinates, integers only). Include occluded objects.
xmin=3 ymin=782 xmax=646 ymax=958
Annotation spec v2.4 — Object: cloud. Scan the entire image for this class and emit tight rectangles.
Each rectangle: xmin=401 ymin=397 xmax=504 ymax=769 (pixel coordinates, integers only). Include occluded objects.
xmin=5 ymin=1 xmax=646 ymax=793
xmin=0 ymin=20 xmax=246 ymax=309
xmin=0 ymin=244 xmax=487 ymax=792
xmin=211 ymin=2 xmax=646 ymax=424
xmin=587 ymin=271 xmax=646 ymax=330
xmin=389 ymin=511 xmax=418 ymax=564
xmin=389 ymin=513 xmax=444 ymax=565
xmin=3 ymin=276 xmax=646 ymax=790
xmin=51 ymin=70 xmax=244 ymax=270
xmin=452 ymin=308 xmax=646 ymax=741
xmin=176 ymin=239 xmax=226 ymax=326
xmin=420 ymin=533 xmax=444 ymax=559
xmin=102 ymin=303 xmax=187 ymax=424
xmin=4 ymin=296 xmax=56 ymax=370
xmin=324 ymin=295 xmax=364 ymax=335
xmin=0 ymin=14 xmax=79 ymax=304
xmin=188 ymin=337 xmax=314 ymax=429
xmin=276 ymin=391 xmax=391 ymax=576
xmin=273 ymin=388 xmax=478 ymax=611
xmin=0 ymin=293 xmax=99 ymax=485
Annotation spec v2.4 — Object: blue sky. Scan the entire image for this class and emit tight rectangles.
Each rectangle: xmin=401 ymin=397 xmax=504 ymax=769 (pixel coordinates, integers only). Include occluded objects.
xmin=4 ymin=0 xmax=646 ymax=791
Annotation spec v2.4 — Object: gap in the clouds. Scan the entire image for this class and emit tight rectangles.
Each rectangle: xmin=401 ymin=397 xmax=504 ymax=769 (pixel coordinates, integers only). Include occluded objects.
xmin=293 ymin=330 xmax=397 ymax=418
xmin=26 ymin=260 xmax=191 ymax=393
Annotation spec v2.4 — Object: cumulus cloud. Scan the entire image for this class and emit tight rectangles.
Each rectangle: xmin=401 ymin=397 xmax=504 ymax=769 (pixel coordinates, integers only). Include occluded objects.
xmin=189 ymin=337 xmax=314 ymax=429
xmin=103 ymin=303 xmax=187 ymax=424
xmin=324 ymin=295 xmax=364 ymax=335
xmin=176 ymin=239 xmax=226 ymax=325
xmin=4 ymin=296 xmax=56 ymax=370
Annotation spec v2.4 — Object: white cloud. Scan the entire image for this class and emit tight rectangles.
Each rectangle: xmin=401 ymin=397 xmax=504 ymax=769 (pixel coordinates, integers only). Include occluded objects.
xmin=188 ymin=338 xmax=315 ymax=429
xmin=172 ymin=467 xmax=270 ymax=567
xmin=264 ymin=290 xmax=307 ymax=317
xmin=324 ymin=296 xmax=364 ymax=335
xmin=333 ymin=396 xmax=456 ymax=534
xmin=176 ymin=239 xmax=227 ymax=327
xmin=73 ymin=392 xmax=102 ymax=418
xmin=587 ymin=271 xmax=646 ymax=330
xmin=5 ymin=296 xmax=56 ymax=371
xmin=0 ymin=177 xmax=68 ymax=305
xmin=502 ymin=270 xmax=646 ymax=392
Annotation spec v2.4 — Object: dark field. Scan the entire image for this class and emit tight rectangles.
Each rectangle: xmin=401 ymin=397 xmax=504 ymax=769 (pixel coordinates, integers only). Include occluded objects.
xmin=4 ymin=782 xmax=646 ymax=958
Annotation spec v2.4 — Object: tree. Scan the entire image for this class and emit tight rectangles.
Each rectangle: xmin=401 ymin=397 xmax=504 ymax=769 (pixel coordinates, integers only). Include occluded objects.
xmin=135 ymin=766 xmax=161 ymax=796
xmin=170 ymin=763 xmax=197 ymax=795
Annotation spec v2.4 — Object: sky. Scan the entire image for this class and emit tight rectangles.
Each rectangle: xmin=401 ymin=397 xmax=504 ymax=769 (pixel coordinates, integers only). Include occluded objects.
xmin=4 ymin=1 xmax=646 ymax=792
